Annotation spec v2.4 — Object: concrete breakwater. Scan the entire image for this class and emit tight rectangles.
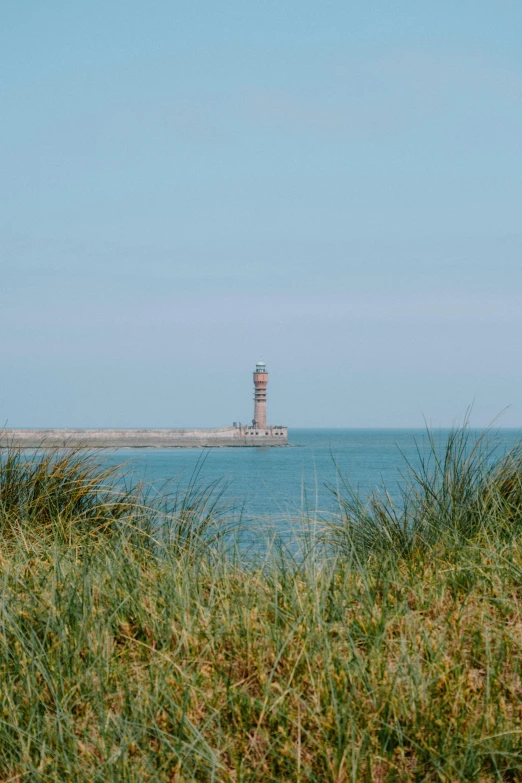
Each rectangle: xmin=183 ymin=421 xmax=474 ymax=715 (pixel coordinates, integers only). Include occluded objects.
xmin=1 ymin=426 xmax=289 ymax=449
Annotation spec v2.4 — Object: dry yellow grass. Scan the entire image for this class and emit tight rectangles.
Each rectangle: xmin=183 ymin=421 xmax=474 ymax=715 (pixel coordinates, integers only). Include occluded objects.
xmin=1 ymin=532 xmax=522 ymax=781
xmin=1 ymin=433 xmax=522 ymax=781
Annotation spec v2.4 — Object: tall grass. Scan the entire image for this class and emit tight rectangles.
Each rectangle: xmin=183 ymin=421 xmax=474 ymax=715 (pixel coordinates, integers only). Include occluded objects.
xmin=0 ymin=430 xmax=521 ymax=781
xmin=0 ymin=445 xmax=233 ymax=552
xmin=327 ymin=425 xmax=522 ymax=558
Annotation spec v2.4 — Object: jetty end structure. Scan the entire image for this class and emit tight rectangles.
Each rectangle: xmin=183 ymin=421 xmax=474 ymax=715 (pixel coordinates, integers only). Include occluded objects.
xmin=2 ymin=362 xmax=288 ymax=448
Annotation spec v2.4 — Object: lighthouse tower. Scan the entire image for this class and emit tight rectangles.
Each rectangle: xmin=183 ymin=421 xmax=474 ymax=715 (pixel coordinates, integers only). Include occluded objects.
xmin=253 ymin=361 xmax=268 ymax=428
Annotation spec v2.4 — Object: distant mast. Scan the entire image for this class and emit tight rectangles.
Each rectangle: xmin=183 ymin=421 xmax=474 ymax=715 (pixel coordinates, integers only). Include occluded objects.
xmin=253 ymin=361 xmax=268 ymax=429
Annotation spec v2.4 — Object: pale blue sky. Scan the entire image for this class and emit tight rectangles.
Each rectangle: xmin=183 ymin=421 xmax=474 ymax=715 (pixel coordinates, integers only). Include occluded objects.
xmin=1 ymin=1 xmax=521 ymax=427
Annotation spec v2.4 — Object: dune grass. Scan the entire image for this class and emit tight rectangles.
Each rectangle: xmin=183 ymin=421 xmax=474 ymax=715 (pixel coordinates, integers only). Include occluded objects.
xmin=326 ymin=426 xmax=522 ymax=558
xmin=0 ymin=432 xmax=522 ymax=781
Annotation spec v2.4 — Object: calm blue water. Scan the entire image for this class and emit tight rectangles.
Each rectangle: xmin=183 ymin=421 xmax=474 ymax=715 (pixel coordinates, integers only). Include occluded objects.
xmin=104 ymin=429 xmax=522 ymax=523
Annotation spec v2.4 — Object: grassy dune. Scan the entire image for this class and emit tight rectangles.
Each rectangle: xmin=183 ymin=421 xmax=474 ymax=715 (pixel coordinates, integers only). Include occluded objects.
xmin=1 ymin=431 xmax=522 ymax=781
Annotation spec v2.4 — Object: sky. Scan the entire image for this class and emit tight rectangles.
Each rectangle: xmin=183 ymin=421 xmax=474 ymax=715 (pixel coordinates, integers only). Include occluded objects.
xmin=1 ymin=0 xmax=521 ymax=428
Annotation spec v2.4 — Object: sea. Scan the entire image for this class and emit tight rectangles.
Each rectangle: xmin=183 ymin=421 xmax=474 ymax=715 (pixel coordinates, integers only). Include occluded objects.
xmin=104 ymin=428 xmax=522 ymax=531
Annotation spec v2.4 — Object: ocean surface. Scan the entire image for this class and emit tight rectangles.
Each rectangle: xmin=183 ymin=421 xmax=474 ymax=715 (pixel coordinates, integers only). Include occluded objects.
xmin=104 ymin=429 xmax=522 ymax=526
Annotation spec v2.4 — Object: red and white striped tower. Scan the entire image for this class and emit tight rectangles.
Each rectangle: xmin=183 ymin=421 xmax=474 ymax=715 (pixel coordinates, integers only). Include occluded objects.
xmin=253 ymin=361 xmax=268 ymax=428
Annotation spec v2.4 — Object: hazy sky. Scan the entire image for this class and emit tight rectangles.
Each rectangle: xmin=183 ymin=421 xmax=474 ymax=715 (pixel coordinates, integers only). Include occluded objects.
xmin=1 ymin=1 xmax=521 ymax=428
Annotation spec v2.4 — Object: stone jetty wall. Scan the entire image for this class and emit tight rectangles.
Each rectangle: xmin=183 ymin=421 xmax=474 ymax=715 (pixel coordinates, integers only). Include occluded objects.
xmin=1 ymin=426 xmax=288 ymax=448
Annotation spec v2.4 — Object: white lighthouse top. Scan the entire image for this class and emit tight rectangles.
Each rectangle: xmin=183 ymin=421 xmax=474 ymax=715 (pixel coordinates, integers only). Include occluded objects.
xmin=255 ymin=361 xmax=266 ymax=373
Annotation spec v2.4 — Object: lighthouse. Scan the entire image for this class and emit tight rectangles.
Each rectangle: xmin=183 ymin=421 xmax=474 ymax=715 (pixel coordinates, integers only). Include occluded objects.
xmin=253 ymin=361 xmax=268 ymax=428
